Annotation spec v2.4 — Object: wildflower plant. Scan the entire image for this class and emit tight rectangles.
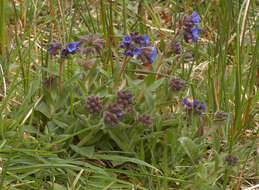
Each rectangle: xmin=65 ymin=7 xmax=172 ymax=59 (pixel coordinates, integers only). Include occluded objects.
xmin=120 ymin=33 xmax=157 ymax=64
xmin=182 ymin=98 xmax=206 ymax=115
xmin=1 ymin=1 xmax=257 ymax=190
xmin=181 ymin=11 xmax=201 ymax=42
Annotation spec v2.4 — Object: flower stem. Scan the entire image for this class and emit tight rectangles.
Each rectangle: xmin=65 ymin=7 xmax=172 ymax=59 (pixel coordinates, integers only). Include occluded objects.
xmin=113 ymin=57 xmax=129 ymax=89
xmin=59 ymin=58 xmax=63 ymax=94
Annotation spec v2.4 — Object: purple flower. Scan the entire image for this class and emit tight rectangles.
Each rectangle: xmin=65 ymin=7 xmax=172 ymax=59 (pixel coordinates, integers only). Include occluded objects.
xmin=120 ymin=33 xmax=156 ymax=63
xmin=139 ymin=34 xmax=149 ymax=47
xmin=191 ymin=26 xmax=201 ymax=42
xmin=193 ymin=100 xmax=200 ymax=106
xmin=200 ymin=104 xmax=206 ymax=111
xmin=66 ymin=41 xmax=82 ymax=53
xmin=133 ymin=48 xmax=142 ymax=56
xmin=149 ymin=46 xmax=157 ymax=63
xmin=125 ymin=49 xmax=133 ymax=57
xmin=61 ymin=48 xmax=69 ymax=56
xmin=191 ymin=11 xmax=200 ymax=24
xmin=116 ymin=90 xmax=134 ymax=108
xmin=132 ymin=33 xmax=151 ymax=47
xmin=126 ymin=93 xmax=133 ymax=98
xmin=120 ymin=42 xmax=126 ymax=48
xmin=141 ymin=34 xmax=149 ymax=42
xmin=123 ymin=34 xmax=132 ymax=44
xmin=118 ymin=113 xmax=125 ymax=118
xmin=182 ymin=98 xmax=189 ymax=105
xmin=182 ymin=11 xmax=201 ymax=43
xmin=183 ymin=98 xmax=206 ymax=115
xmin=137 ymin=46 xmax=157 ymax=64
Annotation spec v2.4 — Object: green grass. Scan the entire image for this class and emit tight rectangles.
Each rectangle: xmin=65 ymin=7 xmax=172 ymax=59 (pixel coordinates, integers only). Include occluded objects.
xmin=0 ymin=0 xmax=258 ymax=189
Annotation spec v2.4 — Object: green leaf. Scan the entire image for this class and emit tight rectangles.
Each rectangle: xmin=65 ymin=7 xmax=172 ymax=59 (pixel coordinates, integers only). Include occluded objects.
xmin=70 ymin=145 xmax=95 ymax=158
xmin=48 ymin=183 xmax=67 ymax=190
xmin=92 ymin=154 xmax=161 ymax=174
xmin=36 ymin=101 xmax=51 ymax=119
xmin=178 ymin=137 xmax=199 ymax=163
xmin=147 ymin=78 xmax=165 ymax=91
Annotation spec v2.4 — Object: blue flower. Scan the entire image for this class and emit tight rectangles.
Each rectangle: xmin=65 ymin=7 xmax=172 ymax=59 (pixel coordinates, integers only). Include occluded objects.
xmin=191 ymin=11 xmax=200 ymax=24
xmin=118 ymin=113 xmax=125 ymax=118
xmin=66 ymin=41 xmax=82 ymax=53
xmin=141 ymin=34 xmax=149 ymax=42
xmin=200 ymin=104 xmax=206 ymax=111
xmin=120 ymin=42 xmax=126 ymax=48
xmin=133 ymin=34 xmax=150 ymax=47
xmin=133 ymin=48 xmax=142 ymax=56
xmin=193 ymin=100 xmax=200 ymax=106
xmin=182 ymin=11 xmax=201 ymax=43
xmin=125 ymin=49 xmax=133 ymax=57
xmin=191 ymin=26 xmax=201 ymax=42
xmin=148 ymin=46 xmax=157 ymax=64
xmin=123 ymin=34 xmax=132 ymax=44
xmin=61 ymin=48 xmax=68 ymax=56
xmin=183 ymin=98 xmax=206 ymax=115
xmin=182 ymin=98 xmax=189 ymax=105
xmin=126 ymin=93 xmax=133 ymax=98
xmin=140 ymin=34 xmax=149 ymax=47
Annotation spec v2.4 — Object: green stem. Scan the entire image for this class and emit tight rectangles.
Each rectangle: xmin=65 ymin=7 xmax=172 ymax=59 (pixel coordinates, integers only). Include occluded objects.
xmin=59 ymin=58 xmax=63 ymax=94
xmin=113 ymin=57 xmax=129 ymax=89
xmin=0 ymin=0 xmax=5 ymax=55
xmin=123 ymin=0 xmax=126 ymax=34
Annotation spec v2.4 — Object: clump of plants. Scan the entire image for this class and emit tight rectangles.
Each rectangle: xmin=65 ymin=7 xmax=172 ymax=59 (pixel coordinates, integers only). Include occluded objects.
xmin=0 ymin=1 xmax=257 ymax=189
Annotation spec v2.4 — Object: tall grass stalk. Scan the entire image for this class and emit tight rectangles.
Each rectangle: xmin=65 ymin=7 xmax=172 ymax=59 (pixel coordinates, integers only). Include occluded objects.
xmin=0 ymin=0 xmax=5 ymax=55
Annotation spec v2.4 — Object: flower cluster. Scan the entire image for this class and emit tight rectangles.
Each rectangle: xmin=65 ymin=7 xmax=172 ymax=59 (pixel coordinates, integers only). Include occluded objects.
xmin=182 ymin=11 xmax=201 ymax=42
xmin=103 ymin=103 xmax=125 ymax=125
xmin=120 ymin=33 xmax=157 ymax=64
xmin=215 ymin=111 xmax=228 ymax=120
xmin=116 ymin=90 xmax=133 ymax=108
xmin=103 ymin=90 xmax=134 ymax=126
xmin=182 ymin=98 xmax=205 ymax=115
xmin=169 ymin=41 xmax=182 ymax=55
xmin=79 ymin=34 xmax=106 ymax=55
xmin=84 ymin=91 xmax=150 ymax=127
xmin=47 ymin=34 xmax=105 ymax=57
xmin=104 ymin=112 xmax=120 ymax=126
xmin=61 ymin=41 xmax=82 ymax=57
xmin=225 ymin=154 xmax=239 ymax=166
xmin=47 ymin=40 xmax=62 ymax=55
xmin=169 ymin=77 xmax=185 ymax=92
xmin=107 ymin=103 xmax=124 ymax=118
xmin=137 ymin=114 xmax=152 ymax=128
xmin=85 ymin=96 xmax=103 ymax=115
